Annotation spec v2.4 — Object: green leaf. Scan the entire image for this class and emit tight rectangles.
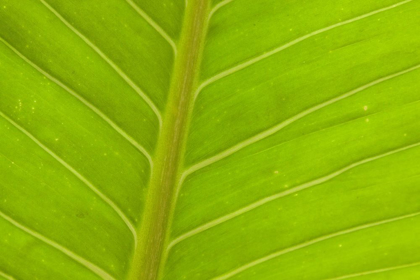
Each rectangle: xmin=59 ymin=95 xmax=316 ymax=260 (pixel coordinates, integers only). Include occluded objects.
xmin=1 ymin=0 xmax=420 ymax=279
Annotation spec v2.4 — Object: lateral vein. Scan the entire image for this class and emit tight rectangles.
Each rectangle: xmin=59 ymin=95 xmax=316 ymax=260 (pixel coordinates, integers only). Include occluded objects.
xmin=208 ymin=0 xmax=235 ymax=20
xmin=212 ymin=211 xmax=420 ymax=280
xmin=185 ymin=63 xmax=420 ymax=177
xmin=0 ymin=270 xmax=15 ymax=280
xmin=194 ymin=0 xmax=412 ymax=100
xmin=39 ymin=0 xmax=162 ymax=127
xmin=0 ymin=37 xmax=153 ymax=168
xmin=168 ymin=141 xmax=420 ymax=250
xmin=327 ymin=261 xmax=420 ymax=280
xmin=124 ymin=0 xmax=177 ymax=55
xmin=0 ymin=110 xmax=137 ymax=243
xmin=0 ymin=211 xmax=116 ymax=280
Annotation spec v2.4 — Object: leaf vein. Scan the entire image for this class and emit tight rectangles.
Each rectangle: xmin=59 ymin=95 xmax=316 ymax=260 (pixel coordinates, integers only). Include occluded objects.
xmin=124 ymin=0 xmax=177 ymax=55
xmin=194 ymin=0 xmax=412 ymax=100
xmin=0 ymin=211 xmax=116 ymax=280
xmin=0 ymin=37 xmax=153 ymax=168
xmin=0 ymin=270 xmax=15 ymax=280
xmin=0 ymin=110 xmax=137 ymax=244
xmin=168 ymin=141 xmax=420 ymax=250
xmin=208 ymin=0 xmax=235 ymax=20
xmin=327 ymin=261 xmax=420 ymax=280
xmin=212 ymin=211 xmax=420 ymax=280
xmin=186 ymin=63 xmax=420 ymax=177
xmin=39 ymin=0 xmax=162 ymax=127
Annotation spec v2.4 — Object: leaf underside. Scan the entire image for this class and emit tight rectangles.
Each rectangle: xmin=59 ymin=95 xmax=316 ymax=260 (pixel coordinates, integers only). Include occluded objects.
xmin=1 ymin=0 xmax=420 ymax=279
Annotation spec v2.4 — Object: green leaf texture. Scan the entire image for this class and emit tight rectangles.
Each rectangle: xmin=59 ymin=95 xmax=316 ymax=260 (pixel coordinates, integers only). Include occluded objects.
xmin=1 ymin=0 xmax=420 ymax=279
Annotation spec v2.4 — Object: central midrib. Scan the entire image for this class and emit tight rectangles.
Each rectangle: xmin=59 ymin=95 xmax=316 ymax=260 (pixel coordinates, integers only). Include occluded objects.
xmin=128 ymin=1 xmax=210 ymax=279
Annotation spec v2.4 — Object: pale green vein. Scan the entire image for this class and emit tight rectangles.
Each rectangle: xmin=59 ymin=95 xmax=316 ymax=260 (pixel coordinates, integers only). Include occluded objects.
xmin=0 ymin=211 xmax=115 ymax=280
xmin=0 ymin=270 xmax=14 ymax=280
xmin=208 ymin=0 xmax=235 ymax=20
xmin=0 ymin=110 xmax=137 ymax=243
xmin=39 ymin=0 xmax=163 ymax=127
xmin=185 ymin=63 xmax=420 ymax=178
xmin=328 ymin=262 xmax=420 ymax=280
xmin=124 ymin=0 xmax=177 ymax=55
xmin=168 ymin=141 xmax=420 ymax=250
xmin=194 ymin=0 xmax=412 ymax=100
xmin=212 ymin=211 xmax=420 ymax=280
xmin=0 ymin=37 xmax=153 ymax=168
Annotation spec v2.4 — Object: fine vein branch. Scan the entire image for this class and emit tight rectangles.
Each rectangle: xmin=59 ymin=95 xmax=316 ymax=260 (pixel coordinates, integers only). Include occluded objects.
xmin=128 ymin=1 xmax=210 ymax=279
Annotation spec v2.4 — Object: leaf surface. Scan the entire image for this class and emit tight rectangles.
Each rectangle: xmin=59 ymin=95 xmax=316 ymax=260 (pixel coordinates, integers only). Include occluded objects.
xmin=1 ymin=0 xmax=420 ymax=279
